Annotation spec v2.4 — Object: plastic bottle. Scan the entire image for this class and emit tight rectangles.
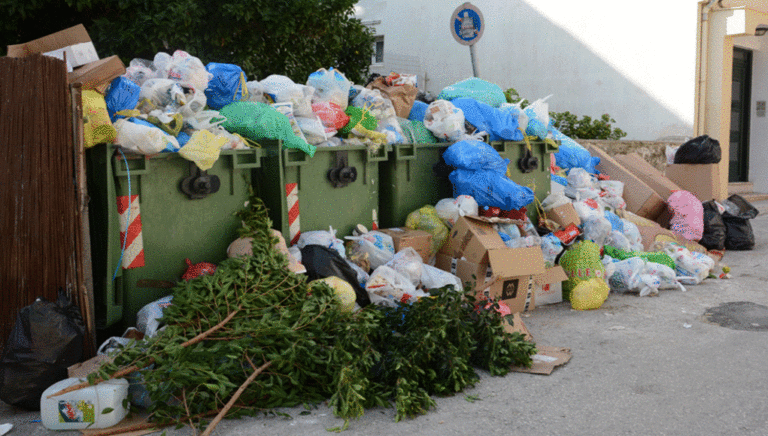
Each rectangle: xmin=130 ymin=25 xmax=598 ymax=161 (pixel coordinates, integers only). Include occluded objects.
xmin=40 ymin=377 xmax=129 ymax=430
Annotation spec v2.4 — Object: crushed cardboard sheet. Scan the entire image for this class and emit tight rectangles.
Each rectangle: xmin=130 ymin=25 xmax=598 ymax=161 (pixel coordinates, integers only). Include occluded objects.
xmin=79 ymin=415 xmax=158 ymax=436
xmin=510 ymin=346 xmax=572 ymax=375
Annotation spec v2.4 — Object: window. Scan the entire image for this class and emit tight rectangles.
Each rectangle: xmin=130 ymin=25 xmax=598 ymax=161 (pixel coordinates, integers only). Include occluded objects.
xmin=373 ymin=36 xmax=384 ymax=64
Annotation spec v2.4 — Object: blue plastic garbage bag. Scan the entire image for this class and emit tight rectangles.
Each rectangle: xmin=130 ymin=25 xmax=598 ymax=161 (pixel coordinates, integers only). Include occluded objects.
xmin=204 ymin=63 xmax=248 ymax=110
xmin=438 ymin=77 xmax=507 ymax=107
xmin=604 ymin=210 xmax=624 ymax=232
xmin=451 ymin=98 xmax=524 ymax=142
xmin=408 ymin=100 xmax=429 ymax=121
xmin=106 ymin=76 xmax=141 ymax=121
xmin=552 ymin=174 xmax=568 ymax=186
xmin=443 ymin=140 xmax=510 ymax=174
xmin=450 ymin=168 xmax=534 ymax=210
xmin=177 ymin=131 xmax=191 ymax=148
xmin=524 ymin=105 xmax=549 ymax=139
xmin=550 ymin=126 xmax=600 ymax=174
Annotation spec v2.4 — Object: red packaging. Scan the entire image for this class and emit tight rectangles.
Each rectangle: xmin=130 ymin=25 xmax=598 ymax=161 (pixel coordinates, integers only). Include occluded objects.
xmin=499 ymin=207 xmax=527 ymax=220
xmin=182 ymin=258 xmax=217 ymax=281
xmin=554 ymin=223 xmax=581 ymax=245
xmin=480 ymin=206 xmax=501 ymax=217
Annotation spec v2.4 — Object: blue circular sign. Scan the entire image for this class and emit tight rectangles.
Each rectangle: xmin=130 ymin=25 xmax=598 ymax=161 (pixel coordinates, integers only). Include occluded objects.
xmin=451 ymin=3 xmax=484 ymax=45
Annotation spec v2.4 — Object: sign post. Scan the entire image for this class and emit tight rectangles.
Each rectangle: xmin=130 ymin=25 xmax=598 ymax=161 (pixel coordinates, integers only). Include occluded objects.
xmin=450 ymin=2 xmax=484 ymax=77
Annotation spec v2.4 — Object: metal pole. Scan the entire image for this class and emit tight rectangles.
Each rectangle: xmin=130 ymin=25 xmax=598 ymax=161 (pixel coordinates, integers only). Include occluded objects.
xmin=469 ymin=43 xmax=479 ymax=77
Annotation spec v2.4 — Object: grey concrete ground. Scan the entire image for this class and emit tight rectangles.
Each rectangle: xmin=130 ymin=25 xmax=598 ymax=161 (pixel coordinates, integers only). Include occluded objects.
xmin=3 ymin=201 xmax=768 ymax=436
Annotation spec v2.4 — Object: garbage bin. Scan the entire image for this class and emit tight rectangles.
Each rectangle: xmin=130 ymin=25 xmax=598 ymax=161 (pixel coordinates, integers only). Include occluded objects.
xmin=490 ymin=139 xmax=558 ymax=223
xmin=253 ymin=141 xmax=387 ymax=242
xmin=378 ymin=143 xmax=453 ymax=229
xmin=86 ymin=144 xmax=263 ymax=330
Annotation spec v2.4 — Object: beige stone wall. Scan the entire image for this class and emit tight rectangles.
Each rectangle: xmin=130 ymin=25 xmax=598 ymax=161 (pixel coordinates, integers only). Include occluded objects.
xmin=576 ymin=139 xmax=682 ymax=172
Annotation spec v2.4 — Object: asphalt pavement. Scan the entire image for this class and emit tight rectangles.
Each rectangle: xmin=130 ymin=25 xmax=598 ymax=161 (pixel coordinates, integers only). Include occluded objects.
xmin=3 ymin=200 xmax=768 ymax=436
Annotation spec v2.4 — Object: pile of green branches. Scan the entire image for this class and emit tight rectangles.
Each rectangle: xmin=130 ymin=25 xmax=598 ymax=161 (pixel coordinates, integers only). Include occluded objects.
xmin=84 ymin=193 xmax=536 ymax=433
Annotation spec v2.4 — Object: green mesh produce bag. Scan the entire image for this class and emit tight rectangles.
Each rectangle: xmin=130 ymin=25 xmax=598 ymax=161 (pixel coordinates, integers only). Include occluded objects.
xmin=398 ymin=119 xmax=438 ymax=144
xmin=220 ymin=101 xmax=316 ymax=156
xmin=559 ymin=240 xmax=605 ymax=302
xmin=603 ymin=245 xmax=676 ymax=270
xmin=405 ymin=205 xmax=449 ymax=256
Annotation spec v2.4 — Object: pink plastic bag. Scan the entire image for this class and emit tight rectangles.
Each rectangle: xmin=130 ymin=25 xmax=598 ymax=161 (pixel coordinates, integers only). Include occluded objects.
xmin=667 ymin=190 xmax=704 ymax=241
xmin=312 ymin=102 xmax=350 ymax=130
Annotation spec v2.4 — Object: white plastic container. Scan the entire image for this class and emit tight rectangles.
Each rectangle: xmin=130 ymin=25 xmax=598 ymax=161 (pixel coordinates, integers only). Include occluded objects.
xmin=40 ymin=377 xmax=129 ymax=430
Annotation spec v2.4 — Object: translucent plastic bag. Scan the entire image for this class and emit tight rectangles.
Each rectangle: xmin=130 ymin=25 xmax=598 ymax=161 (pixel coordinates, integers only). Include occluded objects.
xmin=405 ymin=205 xmax=450 ymax=256
xmin=662 ymin=242 xmax=715 ymax=285
xmin=366 ymin=265 xmax=427 ymax=307
xmin=271 ymin=102 xmax=309 ymax=144
xmin=582 ymin=216 xmax=612 ymax=247
xmin=136 ymin=295 xmax=174 ymax=338
xmin=567 ymin=167 xmax=598 ymax=189
xmin=540 ymin=233 xmax=564 ymax=267
xmin=385 ymin=247 xmax=424 ymax=286
xmin=421 ymin=264 xmax=462 ymax=291
xmin=437 ymin=77 xmax=507 ymax=107
xmin=297 ymin=226 xmax=346 ymax=259
xmin=296 ymin=115 xmax=333 ymax=145
xmin=124 ymin=58 xmax=156 ymax=86
xmin=424 ymin=99 xmax=466 ymax=141
xmin=620 ymin=219 xmax=644 ymax=252
xmin=307 ymin=67 xmax=351 ymax=109
xmin=599 ymin=180 xmax=624 ymax=198
xmin=345 ymin=231 xmax=396 ymax=271
xmin=312 ymin=102 xmax=350 ymax=130
xmin=377 ymin=117 xmax=408 ymax=145
xmin=115 ymin=118 xmax=180 ymax=154
xmin=434 ymin=195 xmax=479 ymax=227
xmin=164 ymin=50 xmax=212 ymax=92
xmin=572 ymin=199 xmax=603 ymax=222
xmin=261 ymin=74 xmax=315 ymax=117
xmin=605 ymin=230 xmax=632 ymax=252
xmin=245 ymin=80 xmax=266 ymax=103
xmin=541 ymin=192 xmax=571 ymax=212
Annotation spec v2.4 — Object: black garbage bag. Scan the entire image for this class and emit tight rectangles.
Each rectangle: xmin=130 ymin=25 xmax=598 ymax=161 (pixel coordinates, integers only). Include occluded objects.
xmin=700 ymin=200 xmax=727 ymax=250
xmin=722 ymin=194 xmax=759 ymax=250
xmin=300 ymin=245 xmax=371 ymax=307
xmin=0 ymin=290 xmax=85 ymax=410
xmin=674 ymin=135 xmax=722 ymax=164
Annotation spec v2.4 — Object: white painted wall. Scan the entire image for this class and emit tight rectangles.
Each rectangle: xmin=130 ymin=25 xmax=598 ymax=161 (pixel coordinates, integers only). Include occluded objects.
xmin=355 ymin=0 xmax=699 ymax=141
xmin=746 ymin=39 xmax=768 ymax=192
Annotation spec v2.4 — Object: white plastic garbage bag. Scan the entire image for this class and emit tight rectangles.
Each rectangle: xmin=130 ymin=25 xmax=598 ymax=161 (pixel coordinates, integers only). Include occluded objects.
xmin=297 ymin=227 xmax=346 ymax=259
xmin=366 ymin=265 xmax=428 ymax=307
xmin=434 ymin=195 xmax=479 ymax=227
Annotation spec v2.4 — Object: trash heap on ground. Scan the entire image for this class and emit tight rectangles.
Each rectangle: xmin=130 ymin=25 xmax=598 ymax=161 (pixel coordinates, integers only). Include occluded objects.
xmin=0 ymin=24 xmax=761 ymax=435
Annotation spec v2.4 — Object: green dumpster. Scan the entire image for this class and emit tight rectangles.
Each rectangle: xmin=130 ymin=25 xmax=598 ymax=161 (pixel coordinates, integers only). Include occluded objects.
xmin=490 ymin=139 xmax=559 ymax=223
xmin=378 ymin=143 xmax=453 ymax=228
xmin=87 ymin=144 xmax=262 ymax=330
xmin=254 ymin=142 xmax=388 ymax=242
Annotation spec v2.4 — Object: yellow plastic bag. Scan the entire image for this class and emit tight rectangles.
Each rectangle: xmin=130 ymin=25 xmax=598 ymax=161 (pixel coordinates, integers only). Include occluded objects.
xmin=570 ymin=278 xmax=610 ymax=310
xmin=405 ymin=205 xmax=449 ymax=257
xmin=82 ymin=90 xmax=117 ymax=148
xmin=178 ymin=130 xmax=228 ymax=171
xmin=309 ymin=276 xmax=357 ymax=312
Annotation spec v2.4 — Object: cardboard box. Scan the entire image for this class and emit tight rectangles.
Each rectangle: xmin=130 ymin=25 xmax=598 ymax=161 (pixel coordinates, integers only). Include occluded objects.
xmin=664 ymin=163 xmax=722 ymax=202
xmin=378 ymin=227 xmax=433 ymax=261
xmin=436 ymin=216 xmax=546 ymax=313
xmin=68 ymin=355 xmax=113 ymax=378
xmin=545 ymin=203 xmax=581 ymax=229
xmin=615 ymin=153 xmax=682 ymax=200
xmin=510 ymin=346 xmax=572 ymax=375
xmin=6 ymin=24 xmax=92 ymax=58
xmin=43 ymin=41 xmax=99 ymax=72
xmin=636 ymin=222 xmax=707 ymax=253
xmin=502 ymin=312 xmax=532 ymax=341
xmin=587 ymin=145 xmax=667 ymax=220
xmin=533 ymin=266 xmax=568 ymax=306
xmin=68 ymin=55 xmax=126 ymax=92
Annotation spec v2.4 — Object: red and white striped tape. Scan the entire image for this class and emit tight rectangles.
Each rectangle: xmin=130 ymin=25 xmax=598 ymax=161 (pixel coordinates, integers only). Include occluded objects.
xmin=117 ymin=195 xmax=145 ymax=269
xmin=286 ymin=183 xmax=301 ymax=246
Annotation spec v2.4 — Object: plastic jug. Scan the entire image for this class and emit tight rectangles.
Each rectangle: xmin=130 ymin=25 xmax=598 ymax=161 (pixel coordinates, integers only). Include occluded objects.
xmin=40 ymin=377 xmax=129 ymax=430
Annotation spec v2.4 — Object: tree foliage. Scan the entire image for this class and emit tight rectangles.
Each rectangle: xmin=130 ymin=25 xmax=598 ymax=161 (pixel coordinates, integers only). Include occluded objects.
xmin=1 ymin=0 xmax=375 ymax=84
xmin=504 ymin=88 xmax=627 ymax=140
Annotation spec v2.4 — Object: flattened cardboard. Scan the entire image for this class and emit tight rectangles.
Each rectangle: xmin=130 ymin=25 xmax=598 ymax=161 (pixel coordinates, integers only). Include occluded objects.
xmin=378 ymin=227 xmax=433 ymax=262
xmin=502 ymin=313 xmax=532 ymax=341
xmin=80 ymin=414 xmax=158 ymax=436
xmin=510 ymin=346 xmax=572 ymax=375
xmin=68 ymin=55 xmax=126 ymax=91
xmin=664 ymin=163 xmax=723 ymax=201
xmin=7 ymin=24 xmax=92 ymax=58
xmin=68 ymin=355 xmax=112 ymax=378
xmin=636 ymin=222 xmax=707 ymax=253
xmin=615 ymin=153 xmax=681 ymax=200
xmin=587 ymin=145 xmax=666 ymax=220
xmin=534 ymin=265 xmax=568 ymax=306
xmin=545 ymin=203 xmax=581 ymax=229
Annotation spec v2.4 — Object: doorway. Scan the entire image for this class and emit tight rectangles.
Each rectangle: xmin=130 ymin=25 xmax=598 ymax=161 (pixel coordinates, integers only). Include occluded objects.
xmin=730 ymin=47 xmax=752 ymax=182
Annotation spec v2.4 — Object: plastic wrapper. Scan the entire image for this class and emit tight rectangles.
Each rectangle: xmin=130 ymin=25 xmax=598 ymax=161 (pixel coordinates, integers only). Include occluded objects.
xmin=136 ymin=295 xmax=174 ymax=338
xmin=261 ymin=74 xmax=315 ymax=117
xmin=385 ymin=72 xmax=418 ymax=87
xmin=451 ymin=98 xmax=524 ymax=142
xmin=345 ymin=231 xmax=396 ymax=271
xmin=204 ymin=62 xmax=248 ymax=110
xmin=300 ymin=245 xmax=371 ymax=307
xmin=405 ymin=205 xmax=450 ymax=256
xmin=366 ymin=265 xmax=428 ymax=307
xmin=424 ymin=99 xmax=466 ymax=141
xmin=582 ymin=216 xmax=612 ymax=246
xmin=115 ymin=118 xmax=180 ymax=154
xmin=443 ymin=139 xmax=510 ymax=173
xmin=307 ymin=67 xmax=351 ymax=109
xmin=450 ymin=169 xmax=534 ymax=210
xmin=434 ymin=195 xmax=479 ymax=227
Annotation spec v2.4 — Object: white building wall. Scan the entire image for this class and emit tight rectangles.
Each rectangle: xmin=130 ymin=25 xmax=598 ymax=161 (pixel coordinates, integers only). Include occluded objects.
xmin=746 ymin=39 xmax=768 ymax=192
xmin=355 ymin=0 xmax=699 ymax=141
